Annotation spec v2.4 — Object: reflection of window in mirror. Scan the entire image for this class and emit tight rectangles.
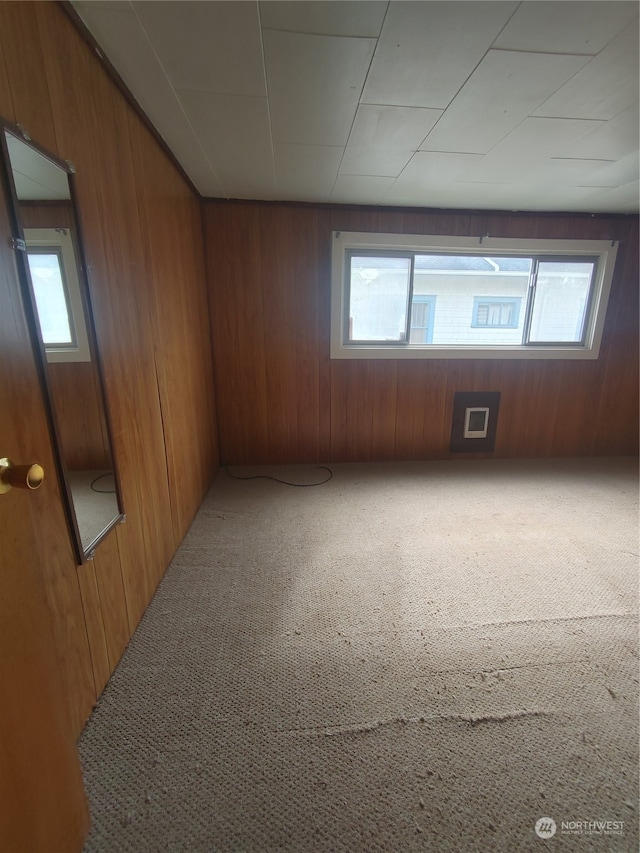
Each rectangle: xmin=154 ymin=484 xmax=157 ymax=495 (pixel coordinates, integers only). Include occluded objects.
xmin=24 ymin=227 xmax=91 ymax=363
xmin=2 ymin=119 xmax=124 ymax=562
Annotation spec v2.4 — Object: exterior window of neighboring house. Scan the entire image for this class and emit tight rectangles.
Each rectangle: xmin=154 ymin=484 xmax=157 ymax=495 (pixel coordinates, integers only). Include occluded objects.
xmin=472 ymin=297 xmax=521 ymax=329
xmin=24 ymin=228 xmax=91 ymax=363
xmin=331 ymin=232 xmax=618 ymax=360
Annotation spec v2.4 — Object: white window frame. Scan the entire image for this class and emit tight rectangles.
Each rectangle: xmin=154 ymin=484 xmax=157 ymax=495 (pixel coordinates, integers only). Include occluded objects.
xmin=24 ymin=227 xmax=91 ymax=363
xmin=331 ymin=231 xmax=618 ymax=360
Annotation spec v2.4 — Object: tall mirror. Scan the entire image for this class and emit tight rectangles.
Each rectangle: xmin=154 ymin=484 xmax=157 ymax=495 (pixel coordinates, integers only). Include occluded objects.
xmin=1 ymin=120 xmax=123 ymax=563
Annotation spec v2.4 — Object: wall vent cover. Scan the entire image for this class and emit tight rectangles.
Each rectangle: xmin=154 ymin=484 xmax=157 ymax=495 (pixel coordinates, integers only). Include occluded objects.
xmin=450 ymin=392 xmax=501 ymax=452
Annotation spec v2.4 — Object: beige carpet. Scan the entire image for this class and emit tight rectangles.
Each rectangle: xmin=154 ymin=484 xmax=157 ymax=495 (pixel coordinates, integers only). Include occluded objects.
xmin=79 ymin=458 xmax=639 ymax=852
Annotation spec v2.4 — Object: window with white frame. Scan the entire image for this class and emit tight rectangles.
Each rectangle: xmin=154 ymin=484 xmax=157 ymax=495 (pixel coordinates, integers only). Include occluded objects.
xmin=24 ymin=227 xmax=91 ymax=363
xmin=331 ymin=232 xmax=618 ymax=360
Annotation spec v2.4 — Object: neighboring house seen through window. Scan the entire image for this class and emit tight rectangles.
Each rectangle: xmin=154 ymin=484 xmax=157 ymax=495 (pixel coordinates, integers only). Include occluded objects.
xmin=472 ymin=297 xmax=521 ymax=329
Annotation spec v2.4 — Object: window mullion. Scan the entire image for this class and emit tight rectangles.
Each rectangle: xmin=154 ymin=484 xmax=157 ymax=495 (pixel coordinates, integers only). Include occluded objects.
xmin=404 ymin=253 xmax=416 ymax=344
xmin=522 ymin=258 xmax=539 ymax=344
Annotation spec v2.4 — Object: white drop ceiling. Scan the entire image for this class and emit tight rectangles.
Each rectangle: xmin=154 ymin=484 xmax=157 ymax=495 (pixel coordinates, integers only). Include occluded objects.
xmin=71 ymin=0 xmax=640 ymax=213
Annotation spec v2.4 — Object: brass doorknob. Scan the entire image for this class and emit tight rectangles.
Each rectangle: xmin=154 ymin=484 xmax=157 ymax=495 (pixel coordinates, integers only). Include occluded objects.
xmin=0 ymin=457 xmax=45 ymax=494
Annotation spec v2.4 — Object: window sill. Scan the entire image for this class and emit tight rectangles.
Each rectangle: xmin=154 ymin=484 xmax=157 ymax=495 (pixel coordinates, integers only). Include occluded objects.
xmin=330 ymin=343 xmax=600 ymax=360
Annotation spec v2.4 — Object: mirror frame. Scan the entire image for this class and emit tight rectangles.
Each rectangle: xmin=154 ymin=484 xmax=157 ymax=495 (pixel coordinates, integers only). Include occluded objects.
xmin=0 ymin=117 xmax=124 ymax=564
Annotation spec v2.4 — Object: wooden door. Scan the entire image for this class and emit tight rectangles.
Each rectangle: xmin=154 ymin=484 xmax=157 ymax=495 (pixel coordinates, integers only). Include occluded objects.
xmin=0 ymin=166 xmax=89 ymax=851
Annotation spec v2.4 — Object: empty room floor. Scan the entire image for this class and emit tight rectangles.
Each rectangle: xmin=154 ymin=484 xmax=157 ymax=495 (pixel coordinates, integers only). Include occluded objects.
xmin=79 ymin=457 xmax=639 ymax=852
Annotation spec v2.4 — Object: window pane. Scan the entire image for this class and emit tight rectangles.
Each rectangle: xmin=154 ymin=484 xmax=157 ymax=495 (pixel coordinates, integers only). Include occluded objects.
xmin=27 ymin=252 xmax=74 ymax=345
xmin=529 ymin=260 xmax=595 ymax=343
xmin=349 ymin=255 xmax=411 ymax=342
xmin=415 ymin=255 xmax=531 ymax=345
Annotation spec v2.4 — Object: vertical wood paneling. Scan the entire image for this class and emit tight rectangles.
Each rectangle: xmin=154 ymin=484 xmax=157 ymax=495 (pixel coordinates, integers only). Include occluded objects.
xmin=371 ymin=361 xmax=398 ymax=460
xmin=205 ymin=201 xmax=638 ymax=465
xmin=0 ymin=1 xmax=57 ymax=153
xmin=91 ymin=531 xmax=129 ymax=676
xmin=594 ymin=223 xmax=639 ymax=454
xmin=295 ymin=210 xmax=322 ymax=459
xmin=0 ymin=35 xmax=13 ymax=118
xmin=1 ymin=0 xmax=219 ymax=735
xmin=316 ymin=208 xmax=334 ymax=461
xmin=47 ymin=363 xmax=112 ymax=470
xmin=18 ymin=200 xmax=73 ymax=228
xmin=76 ymin=563 xmax=111 ymax=697
xmin=329 ymin=360 xmax=349 ymax=461
xmin=416 ymin=361 xmax=449 ymax=459
xmin=497 ymin=361 xmax=564 ymax=458
xmin=260 ymin=207 xmax=300 ymax=462
xmin=128 ymin=114 xmax=217 ymax=546
xmin=350 ymin=360 xmax=374 ymax=461
xmin=207 ymin=203 xmax=269 ymax=464
xmin=394 ymin=361 xmax=422 ymax=459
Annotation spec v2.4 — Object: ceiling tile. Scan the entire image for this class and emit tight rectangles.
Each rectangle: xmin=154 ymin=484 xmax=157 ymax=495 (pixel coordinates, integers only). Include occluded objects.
xmin=7 ymin=136 xmax=70 ymax=199
xmin=71 ymin=0 xmax=639 ymax=213
xmin=561 ymin=105 xmax=640 ymax=161
xmin=530 ymin=158 xmax=619 ymax=188
xmin=259 ymin=0 xmax=387 ymax=37
xmin=578 ymin=181 xmax=640 ymax=212
xmin=347 ymin=105 xmax=443 ymax=151
xmin=339 ymin=146 xmax=414 ymax=179
xmin=467 ymin=117 xmax=606 ymax=183
xmin=512 ymin=181 xmax=638 ymax=212
xmin=72 ymin=0 xmax=223 ymax=195
xmin=392 ymin=180 xmax=593 ymax=212
xmin=384 ymin=151 xmax=483 ymax=205
xmin=340 ymin=105 xmax=442 ymax=176
xmin=132 ymin=0 xmax=266 ymax=96
xmin=160 ymin=126 xmax=224 ymax=197
xmin=274 ymin=144 xmax=343 ymax=202
xmin=179 ymin=91 xmax=275 ymax=198
xmin=380 ymin=180 xmax=523 ymax=211
xmin=533 ymin=24 xmax=640 ymax=120
xmin=493 ymin=1 xmax=639 ymax=55
xmin=579 ymin=152 xmax=640 ymax=187
xmin=331 ymin=174 xmax=396 ymax=205
xmin=264 ymin=30 xmax=376 ymax=146
xmin=421 ymin=50 xmax=592 ymax=155
xmin=361 ymin=1 xmax=518 ymax=109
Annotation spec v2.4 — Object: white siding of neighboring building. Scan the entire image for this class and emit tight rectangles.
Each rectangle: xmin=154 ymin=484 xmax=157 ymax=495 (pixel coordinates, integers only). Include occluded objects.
xmin=413 ymin=271 xmax=529 ymax=345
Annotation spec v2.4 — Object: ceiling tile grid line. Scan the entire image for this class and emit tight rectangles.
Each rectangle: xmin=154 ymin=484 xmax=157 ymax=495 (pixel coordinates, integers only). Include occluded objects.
xmin=256 ymin=0 xmax=278 ymax=201
xmin=72 ymin=0 xmax=226 ymax=196
xmin=332 ymin=2 xmax=523 ymax=202
xmin=70 ymin=1 xmax=640 ymax=213
xmin=127 ymin=0 xmax=227 ymax=195
xmin=328 ymin=1 xmax=392 ymax=200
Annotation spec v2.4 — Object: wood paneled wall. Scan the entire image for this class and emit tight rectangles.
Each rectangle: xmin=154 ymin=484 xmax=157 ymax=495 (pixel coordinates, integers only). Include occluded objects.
xmin=47 ymin=362 xmax=112 ymax=471
xmin=0 ymin=1 xmax=218 ymax=736
xmin=205 ymin=201 xmax=638 ymax=465
xmin=0 ymin=0 xmax=636 ymax=744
